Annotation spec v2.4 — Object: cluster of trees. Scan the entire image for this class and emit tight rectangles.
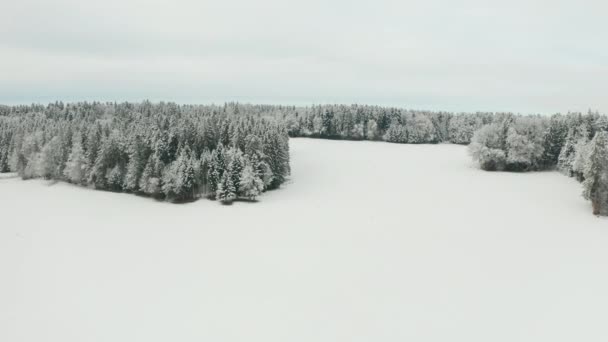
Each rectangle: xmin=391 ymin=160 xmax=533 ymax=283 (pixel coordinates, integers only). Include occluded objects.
xmin=278 ymin=104 xmax=512 ymax=144
xmin=468 ymin=112 xmax=608 ymax=215
xmin=0 ymin=102 xmax=290 ymax=203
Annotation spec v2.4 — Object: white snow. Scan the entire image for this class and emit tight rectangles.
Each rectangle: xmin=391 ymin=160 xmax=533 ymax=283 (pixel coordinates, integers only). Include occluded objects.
xmin=1 ymin=138 xmax=607 ymax=342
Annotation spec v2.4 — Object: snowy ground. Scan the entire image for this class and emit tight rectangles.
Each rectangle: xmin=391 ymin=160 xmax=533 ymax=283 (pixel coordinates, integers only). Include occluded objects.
xmin=1 ymin=138 xmax=607 ymax=342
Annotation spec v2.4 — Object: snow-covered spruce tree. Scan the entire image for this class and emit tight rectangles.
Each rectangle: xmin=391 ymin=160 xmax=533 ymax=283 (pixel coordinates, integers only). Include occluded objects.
xmin=162 ymin=147 xmax=197 ymax=202
xmin=263 ymin=129 xmax=290 ymax=190
xmin=540 ymin=115 xmax=567 ymax=168
xmin=63 ymin=133 xmax=88 ymax=184
xmin=0 ymin=121 xmax=13 ymax=172
xmin=139 ymin=153 xmax=163 ymax=197
xmin=195 ymin=150 xmax=212 ymax=195
xmin=582 ymin=132 xmax=608 ymax=216
xmin=216 ymin=167 xmax=236 ymax=204
xmin=571 ymin=138 xmax=591 ymax=182
xmin=90 ymin=130 xmax=128 ymax=190
xmin=123 ymin=134 xmax=151 ymax=192
xmin=558 ymin=123 xmax=590 ymax=178
xmin=226 ymin=147 xmax=244 ymax=196
xmin=206 ymin=145 xmax=225 ymax=198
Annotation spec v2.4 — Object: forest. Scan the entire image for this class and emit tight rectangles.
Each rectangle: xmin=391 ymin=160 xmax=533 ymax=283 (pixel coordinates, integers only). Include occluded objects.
xmin=0 ymin=102 xmax=606 ymax=215
xmin=0 ymin=102 xmax=290 ymax=203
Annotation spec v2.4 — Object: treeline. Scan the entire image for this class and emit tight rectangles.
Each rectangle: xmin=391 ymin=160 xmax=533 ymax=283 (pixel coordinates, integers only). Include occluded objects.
xmin=1 ymin=101 xmax=606 ymax=215
xmin=275 ymin=103 xmax=607 ymax=216
xmin=277 ymin=103 xmax=607 ymax=216
xmin=468 ymin=112 xmax=608 ymax=215
xmin=0 ymin=101 xmax=290 ymax=203
xmin=279 ymin=104 xmax=508 ymax=144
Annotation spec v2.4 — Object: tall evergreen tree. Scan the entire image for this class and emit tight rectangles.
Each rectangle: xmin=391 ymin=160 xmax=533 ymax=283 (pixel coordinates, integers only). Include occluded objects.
xmin=63 ymin=135 xmax=87 ymax=184
xmin=216 ymin=168 xmax=236 ymax=204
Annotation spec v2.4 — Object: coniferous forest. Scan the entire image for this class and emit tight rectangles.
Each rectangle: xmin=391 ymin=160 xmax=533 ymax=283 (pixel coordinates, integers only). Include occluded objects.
xmin=0 ymin=102 xmax=290 ymax=203
xmin=0 ymin=101 xmax=606 ymax=214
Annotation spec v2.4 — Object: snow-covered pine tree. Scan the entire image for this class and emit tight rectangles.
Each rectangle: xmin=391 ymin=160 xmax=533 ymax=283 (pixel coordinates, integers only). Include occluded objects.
xmin=582 ymin=132 xmax=608 ymax=215
xmin=216 ymin=167 xmax=236 ymax=204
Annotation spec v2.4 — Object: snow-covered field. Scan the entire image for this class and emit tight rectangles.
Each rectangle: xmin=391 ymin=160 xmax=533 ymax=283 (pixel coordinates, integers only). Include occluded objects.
xmin=1 ymin=138 xmax=607 ymax=342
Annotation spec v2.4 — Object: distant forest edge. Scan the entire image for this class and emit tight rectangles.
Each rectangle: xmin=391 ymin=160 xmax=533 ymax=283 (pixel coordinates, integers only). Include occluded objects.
xmin=0 ymin=102 xmax=606 ymax=215
xmin=0 ymin=102 xmax=290 ymax=203
xmin=281 ymin=104 xmax=607 ymax=215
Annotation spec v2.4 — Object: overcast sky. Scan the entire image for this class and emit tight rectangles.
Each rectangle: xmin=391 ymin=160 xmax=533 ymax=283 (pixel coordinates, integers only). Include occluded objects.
xmin=1 ymin=0 xmax=606 ymax=113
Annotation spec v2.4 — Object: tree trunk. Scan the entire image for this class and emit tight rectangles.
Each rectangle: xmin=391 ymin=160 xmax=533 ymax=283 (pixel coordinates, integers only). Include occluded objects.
xmin=592 ymin=198 xmax=600 ymax=216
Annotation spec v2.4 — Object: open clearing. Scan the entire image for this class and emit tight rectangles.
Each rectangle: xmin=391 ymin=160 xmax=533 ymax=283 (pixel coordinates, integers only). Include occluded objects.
xmin=1 ymin=138 xmax=607 ymax=342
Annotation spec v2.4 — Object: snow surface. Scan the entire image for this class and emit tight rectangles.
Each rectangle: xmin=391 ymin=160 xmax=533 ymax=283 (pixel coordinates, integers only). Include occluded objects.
xmin=1 ymin=138 xmax=607 ymax=342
